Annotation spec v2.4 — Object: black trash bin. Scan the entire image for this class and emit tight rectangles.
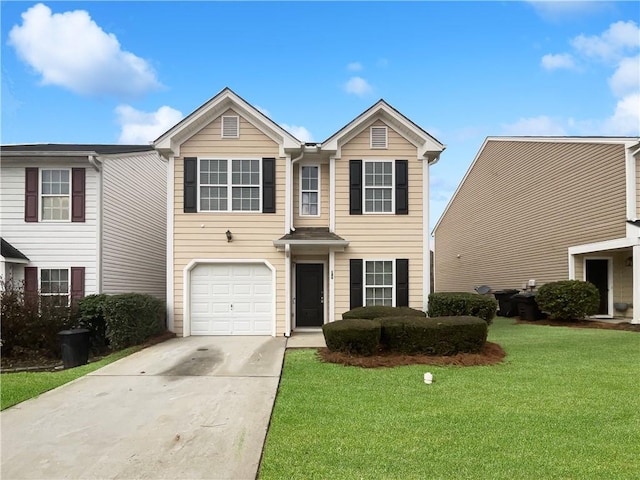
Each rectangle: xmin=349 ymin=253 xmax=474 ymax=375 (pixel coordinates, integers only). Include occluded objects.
xmin=512 ymin=293 xmax=545 ymax=321
xmin=493 ymin=289 xmax=519 ymax=317
xmin=58 ymin=328 xmax=91 ymax=369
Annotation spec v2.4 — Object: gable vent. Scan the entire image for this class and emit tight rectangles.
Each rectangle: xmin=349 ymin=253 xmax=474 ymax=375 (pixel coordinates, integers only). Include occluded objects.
xmin=370 ymin=126 xmax=388 ymax=149
xmin=222 ymin=116 xmax=239 ymax=138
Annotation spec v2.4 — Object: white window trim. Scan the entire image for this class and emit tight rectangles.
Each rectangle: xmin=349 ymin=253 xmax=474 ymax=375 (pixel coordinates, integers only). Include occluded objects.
xmin=221 ymin=115 xmax=240 ymax=138
xmin=39 ymin=267 xmax=71 ymax=304
xmin=370 ymin=125 xmax=388 ymax=149
xmin=39 ymin=168 xmax=71 ymax=222
xmin=197 ymin=158 xmax=262 ymax=213
xmin=299 ymin=164 xmax=321 ymax=217
xmin=363 ymin=159 xmax=395 ymax=214
xmin=363 ymin=259 xmax=395 ymax=307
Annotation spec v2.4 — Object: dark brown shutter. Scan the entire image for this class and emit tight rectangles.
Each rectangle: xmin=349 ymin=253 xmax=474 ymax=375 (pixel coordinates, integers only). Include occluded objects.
xmin=70 ymin=267 xmax=85 ymax=304
xmin=24 ymin=266 xmax=38 ymax=293
xmin=72 ymin=168 xmax=86 ymax=222
xmin=349 ymin=160 xmax=362 ymax=215
xmin=350 ymin=259 xmax=363 ymax=309
xmin=396 ymin=259 xmax=409 ymax=307
xmin=184 ymin=157 xmax=198 ymax=213
xmin=395 ymin=160 xmax=408 ymax=215
xmin=25 ymin=168 xmax=39 ymax=222
xmin=262 ymin=158 xmax=276 ymax=213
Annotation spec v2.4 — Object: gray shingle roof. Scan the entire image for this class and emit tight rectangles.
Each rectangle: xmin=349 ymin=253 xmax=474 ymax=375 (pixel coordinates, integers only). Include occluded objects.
xmin=1 ymin=238 xmax=29 ymax=261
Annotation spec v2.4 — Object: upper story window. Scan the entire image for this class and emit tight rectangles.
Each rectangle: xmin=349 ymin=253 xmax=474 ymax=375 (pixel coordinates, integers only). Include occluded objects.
xmin=221 ymin=116 xmax=239 ymax=138
xmin=300 ymin=165 xmax=319 ymax=216
xmin=364 ymin=161 xmax=393 ymax=213
xmin=200 ymin=159 xmax=260 ymax=212
xmin=370 ymin=126 xmax=388 ymax=149
xmin=365 ymin=260 xmax=393 ymax=306
xmin=41 ymin=169 xmax=71 ymax=221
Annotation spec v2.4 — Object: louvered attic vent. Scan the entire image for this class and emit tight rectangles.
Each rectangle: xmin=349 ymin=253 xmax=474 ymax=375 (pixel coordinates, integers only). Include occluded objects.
xmin=222 ymin=116 xmax=239 ymax=138
xmin=370 ymin=126 xmax=388 ymax=149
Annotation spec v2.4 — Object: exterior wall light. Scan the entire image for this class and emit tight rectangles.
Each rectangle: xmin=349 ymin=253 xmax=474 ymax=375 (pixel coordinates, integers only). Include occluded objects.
xmin=226 ymin=230 xmax=233 ymax=242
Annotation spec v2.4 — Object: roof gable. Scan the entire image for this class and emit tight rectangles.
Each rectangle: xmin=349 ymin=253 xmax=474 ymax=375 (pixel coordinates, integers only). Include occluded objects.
xmin=322 ymin=100 xmax=445 ymax=162
xmin=154 ymin=87 xmax=301 ymax=157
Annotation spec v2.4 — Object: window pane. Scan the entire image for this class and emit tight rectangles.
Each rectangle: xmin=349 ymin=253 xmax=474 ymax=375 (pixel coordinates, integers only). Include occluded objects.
xmin=232 ymin=187 xmax=259 ymax=211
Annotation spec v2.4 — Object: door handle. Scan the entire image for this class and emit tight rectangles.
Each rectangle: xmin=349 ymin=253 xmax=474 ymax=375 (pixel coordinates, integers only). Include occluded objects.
xmin=320 ymin=293 xmax=324 ymax=304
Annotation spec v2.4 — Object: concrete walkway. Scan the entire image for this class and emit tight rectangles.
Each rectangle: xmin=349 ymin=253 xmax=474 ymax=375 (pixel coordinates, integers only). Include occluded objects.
xmin=1 ymin=336 xmax=286 ymax=480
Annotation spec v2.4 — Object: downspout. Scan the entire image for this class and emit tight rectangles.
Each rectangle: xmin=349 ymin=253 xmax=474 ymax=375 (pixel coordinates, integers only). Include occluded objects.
xmin=88 ymin=155 xmax=102 ymax=294
xmin=289 ymin=150 xmax=305 ymax=232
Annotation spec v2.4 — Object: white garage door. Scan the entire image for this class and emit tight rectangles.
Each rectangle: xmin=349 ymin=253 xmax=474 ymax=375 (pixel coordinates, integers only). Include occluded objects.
xmin=190 ymin=263 xmax=273 ymax=335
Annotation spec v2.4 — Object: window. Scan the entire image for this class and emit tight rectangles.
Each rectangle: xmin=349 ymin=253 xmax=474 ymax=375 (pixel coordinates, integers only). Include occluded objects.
xmin=41 ymin=169 xmax=70 ymax=221
xmin=365 ymin=261 xmax=393 ymax=306
xmin=221 ymin=116 xmax=239 ymax=138
xmin=370 ymin=126 xmax=388 ymax=149
xmin=40 ymin=268 xmax=70 ymax=304
xmin=364 ymin=161 xmax=393 ymax=213
xmin=199 ymin=159 xmax=260 ymax=212
xmin=300 ymin=165 xmax=319 ymax=216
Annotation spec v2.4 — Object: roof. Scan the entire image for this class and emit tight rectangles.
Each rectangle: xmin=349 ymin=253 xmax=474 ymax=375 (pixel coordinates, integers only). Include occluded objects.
xmin=273 ymin=228 xmax=349 ymax=249
xmin=1 ymin=238 xmax=29 ymax=261
xmin=1 ymin=144 xmax=154 ymax=155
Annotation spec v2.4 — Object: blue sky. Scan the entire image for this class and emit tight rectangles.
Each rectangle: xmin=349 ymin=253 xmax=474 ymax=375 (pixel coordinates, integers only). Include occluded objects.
xmin=2 ymin=1 xmax=639 ymax=229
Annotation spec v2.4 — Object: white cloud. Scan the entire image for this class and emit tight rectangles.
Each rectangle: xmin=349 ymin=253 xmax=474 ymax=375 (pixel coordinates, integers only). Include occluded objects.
xmin=344 ymin=76 xmax=373 ymax=96
xmin=116 ymin=105 xmax=183 ymax=144
xmin=609 ymin=55 xmax=640 ymax=97
xmin=280 ymin=124 xmax=313 ymax=142
xmin=8 ymin=3 xmax=160 ymax=98
xmin=501 ymin=116 xmax=567 ymax=136
xmin=347 ymin=62 xmax=363 ymax=72
xmin=602 ymin=93 xmax=640 ymax=135
xmin=571 ymin=20 xmax=639 ymax=62
xmin=541 ymin=53 xmax=576 ymax=70
xmin=255 ymin=105 xmax=271 ymax=117
xmin=528 ymin=1 xmax=612 ymax=22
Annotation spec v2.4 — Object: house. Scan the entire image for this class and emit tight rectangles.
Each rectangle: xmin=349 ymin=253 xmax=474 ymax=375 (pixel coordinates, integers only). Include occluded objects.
xmin=433 ymin=137 xmax=640 ymax=323
xmin=0 ymin=144 xmax=167 ymax=302
xmin=154 ymin=88 xmax=445 ymax=337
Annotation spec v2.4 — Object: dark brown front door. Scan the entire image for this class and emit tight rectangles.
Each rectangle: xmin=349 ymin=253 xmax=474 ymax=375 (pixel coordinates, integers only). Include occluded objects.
xmin=296 ymin=264 xmax=323 ymax=327
xmin=585 ymin=259 xmax=609 ymax=315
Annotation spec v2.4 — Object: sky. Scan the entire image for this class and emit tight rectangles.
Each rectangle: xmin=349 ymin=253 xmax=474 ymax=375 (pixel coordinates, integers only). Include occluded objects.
xmin=2 ymin=1 xmax=639 ymax=231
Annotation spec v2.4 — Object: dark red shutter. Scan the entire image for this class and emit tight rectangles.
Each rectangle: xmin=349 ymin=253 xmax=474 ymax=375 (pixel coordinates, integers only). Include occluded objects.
xmin=70 ymin=267 xmax=85 ymax=303
xmin=184 ymin=157 xmax=198 ymax=213
xmin=25 ymin=168 xmax=39 ymax=222
xmin=350 ymin=259 xmax=363 ymax=309
xmin=396 ymin=259 xmax=409 ymax=307
xmin=262 ymin=158 xmax=276 ymax=213
xmin=72 ymin=168 xmax=86 ymax=222
xmin=395 ymin=160 xmax=408 ymax=215
xmin=349 ymin=160 xmax=362 ymax=215
xmin=24 ymin=266 xmax=38 ymax=293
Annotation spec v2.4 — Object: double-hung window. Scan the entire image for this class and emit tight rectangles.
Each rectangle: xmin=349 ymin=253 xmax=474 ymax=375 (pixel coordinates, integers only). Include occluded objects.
xmin=300 ymin=165 xmax=319 ymax=216
xmin=365 ymin=260 xmax=393 ymax=306
xmin=41 ymin=169 xmax=70 ymax=221
xmin=40 ymin=268 xmax=70 ymax=305
xmin=364 ymin=161 xmax=393 ymax=213
xmin=200 ymin=159 xmax=260 ymax=212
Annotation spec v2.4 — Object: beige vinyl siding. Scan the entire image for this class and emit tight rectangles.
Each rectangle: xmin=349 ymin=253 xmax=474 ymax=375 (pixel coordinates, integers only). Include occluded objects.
xmin=434 ymin=141 xmax=627 ymax=293
xmin=334 ymin=120 xmax=424 ymax=316
xmin=636 ymin=157 xmax=640 ymax=218
xmin=102 ymin=151 xmax=166 ymax=299
xmin=293 ymin=162 xmax=330 ymax=227
xmin=173 ymin=111 xmax=286 ymax=336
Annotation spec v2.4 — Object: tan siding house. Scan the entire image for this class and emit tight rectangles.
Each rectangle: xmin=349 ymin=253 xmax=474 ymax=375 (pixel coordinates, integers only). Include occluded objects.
xmin=155 ymin=88 xmax=445 ymax=337
xmin=433 ymin=137 xmax=640 ymax=324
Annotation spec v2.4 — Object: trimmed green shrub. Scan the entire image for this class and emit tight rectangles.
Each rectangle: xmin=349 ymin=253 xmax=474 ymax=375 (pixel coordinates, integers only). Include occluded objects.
xmin=428 ymin=292 xmax=497 ymax=324
xmin=76 ymin=294 xmax=109 ymax=351
xmin=380 ymin=316 xmax=487 ymax=355
xmin=322 ymin=319 xmax=381 ymax=356
xmin=536 ymin=280 xmax=600 ymax=321
xmin=342 ymin=306 xmax=426 ymax=320
xmin=103 ymin=294 xmax=165 ymax=349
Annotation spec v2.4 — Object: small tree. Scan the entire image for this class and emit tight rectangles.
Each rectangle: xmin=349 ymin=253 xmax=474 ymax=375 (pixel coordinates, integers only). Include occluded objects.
xmin=536 ymin=280 xmax=600 ymax=321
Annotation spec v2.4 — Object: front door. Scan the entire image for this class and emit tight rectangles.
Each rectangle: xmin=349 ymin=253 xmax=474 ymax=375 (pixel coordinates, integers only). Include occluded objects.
xmin=585 ymin=259 xmax=610 ymax=315
xmin=296 ymin=264 xmax=324 ymax=327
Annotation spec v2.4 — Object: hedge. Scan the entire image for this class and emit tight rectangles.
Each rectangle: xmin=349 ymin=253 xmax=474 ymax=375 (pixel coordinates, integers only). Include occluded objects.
xmin=536 ymin=280 xmax=600 ymax=321
xmin=103 ymin=294 xmax=166 ymax=349
xmin=76 ymin=294 xmax=109 ymax=351
xmin=322 ymin=319 xmax=381 ymax=356
xmin=427 ymin=292 xmax=497 ymax=324
xmin=342 ymin=306 xmax=426 ymax=320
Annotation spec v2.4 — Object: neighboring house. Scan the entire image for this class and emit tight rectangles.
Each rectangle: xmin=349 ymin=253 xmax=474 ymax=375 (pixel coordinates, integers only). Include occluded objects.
xmin=433 ymin=137 xmax=640 ymax=323
xmin=0 ymin=144 xmax=167 ymax=302
xmin=154 ymin=87 xmax=445 ymax=337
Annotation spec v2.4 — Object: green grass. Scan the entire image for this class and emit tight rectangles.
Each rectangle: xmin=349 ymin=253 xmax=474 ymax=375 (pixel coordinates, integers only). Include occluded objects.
xmin=260 ymin=319 xmax=640 ymax=479
xmin=1 ymin=347 xmax=139 ymax=410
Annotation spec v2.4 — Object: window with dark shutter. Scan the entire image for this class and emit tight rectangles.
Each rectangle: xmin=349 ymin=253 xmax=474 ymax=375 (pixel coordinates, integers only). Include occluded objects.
xmin=350 ymin=259 xmax=364 ymax=309
xmin=184 ymin=157 xmax=198 ymax=213
xmin=395 ymin=160 xmax=408 ymax=215
xmin=71 ymin=168 xmax=86 ymax=222
xmin=25 ymin=168 xmax=39 ymax=222
xmin=262 ymin=158 xmax=276 ymax=213
xmin=396 ymin=259 xmax=409 ymax=307
xmin=349 ymin=160 xmax=362 ymax=215
xmin=70 ymin=267 xmax=85 ymax=304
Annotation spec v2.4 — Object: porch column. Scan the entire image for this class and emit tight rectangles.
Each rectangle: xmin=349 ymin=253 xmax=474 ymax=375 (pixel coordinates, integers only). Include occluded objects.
xmin=284 ymin=244 xmax=291 ymax=336
xmin=633 ymin=244 xmax=640 ymax=324
xmin=568 ymin=253 xmax=576 ymax=280
xmin=329 ymin=249 xmax=335 ymax=323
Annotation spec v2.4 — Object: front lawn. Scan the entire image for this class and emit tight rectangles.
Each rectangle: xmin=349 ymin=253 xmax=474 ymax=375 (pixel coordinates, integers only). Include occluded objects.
xmin=260 ymin=318 xmax=640 ymax=479
xmin=1 ymin=347 xmax=138 ymax=410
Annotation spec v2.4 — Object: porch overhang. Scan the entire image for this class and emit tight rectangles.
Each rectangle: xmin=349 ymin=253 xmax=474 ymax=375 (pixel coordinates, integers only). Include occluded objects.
xmin=1 ymin=238 xmax=30 ymax=264
xmin=568 ymin=237 xmax=640 ymax=255
xmin=273 ymin=228 xmax=349 ymax=252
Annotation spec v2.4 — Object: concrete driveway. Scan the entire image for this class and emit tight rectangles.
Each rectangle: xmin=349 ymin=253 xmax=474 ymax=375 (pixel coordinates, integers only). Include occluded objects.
xmin=1 ymin=336 xmax=286 ymax=480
